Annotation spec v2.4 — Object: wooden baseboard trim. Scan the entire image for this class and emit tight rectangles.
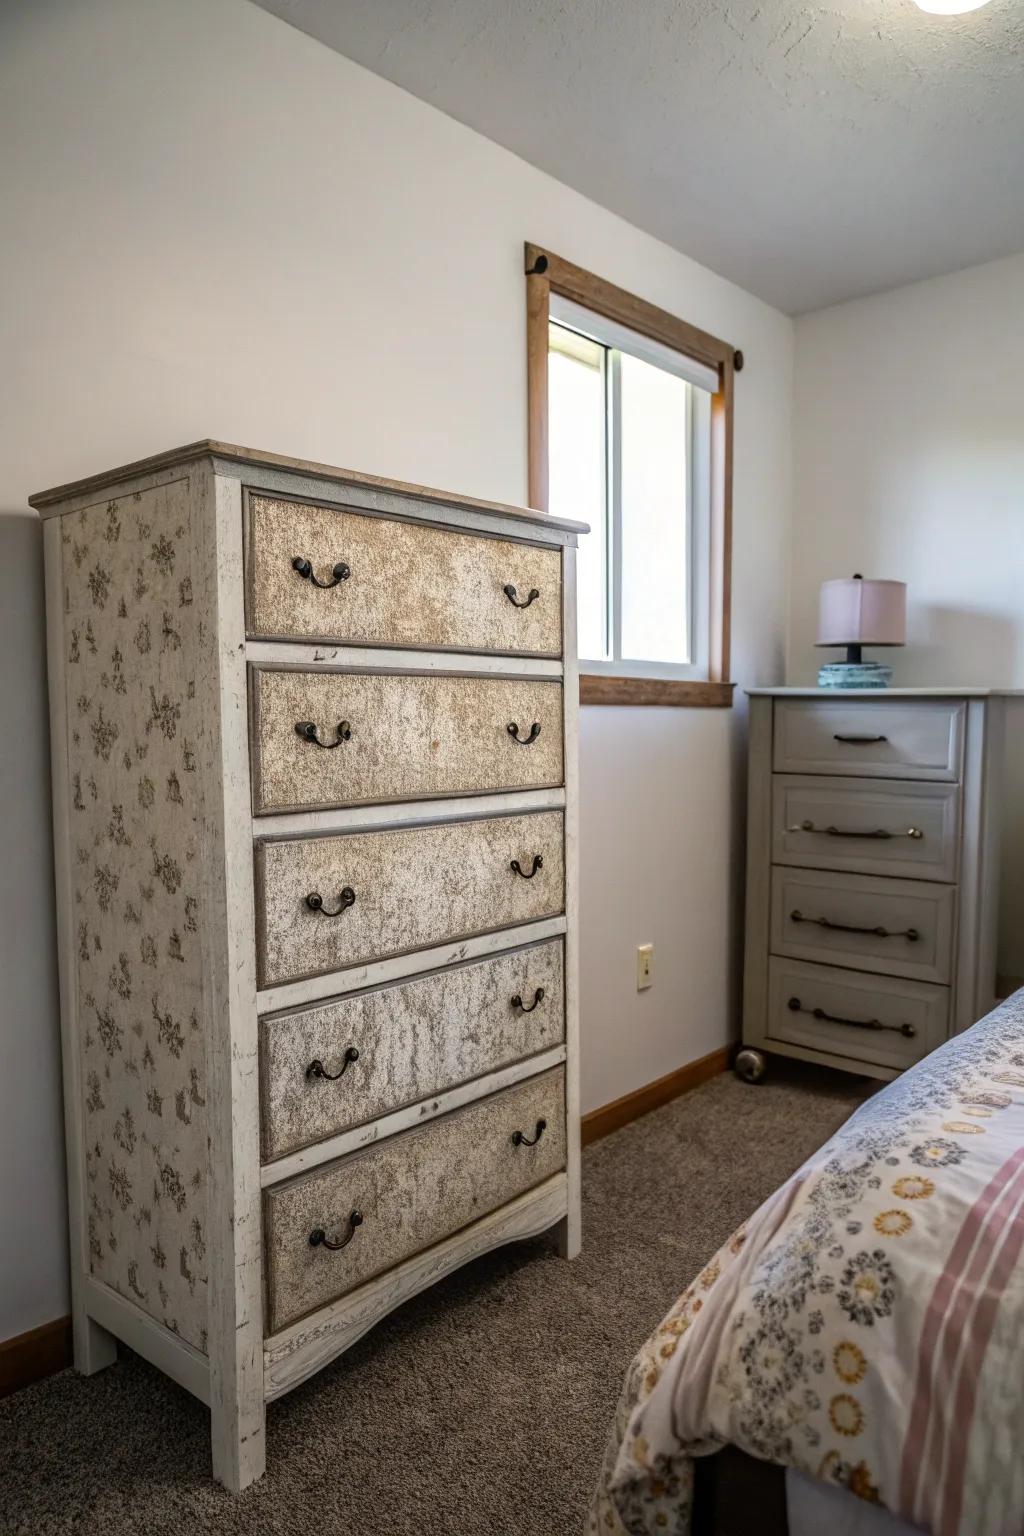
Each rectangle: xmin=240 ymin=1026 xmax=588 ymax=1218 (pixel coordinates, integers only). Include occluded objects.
xmin=0 ymin=1315 xmax=72 ymax=1398
xmin=581 ymin=1046 xmax=731 ymax=1147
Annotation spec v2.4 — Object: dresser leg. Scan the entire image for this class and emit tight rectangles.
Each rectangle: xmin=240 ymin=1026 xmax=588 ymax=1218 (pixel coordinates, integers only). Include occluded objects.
xmin=554 ymin=1209 xmax=582 ymax=1261
xmin=73 ymin=1310 xmax=118 ymax=1376
xmin=210 ymin=1398 xmax=267 ymax=1494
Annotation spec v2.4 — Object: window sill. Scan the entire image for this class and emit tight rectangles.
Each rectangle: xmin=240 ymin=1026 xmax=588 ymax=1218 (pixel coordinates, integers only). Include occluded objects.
xmin=579 ymin=676 xmax=735 ymax=708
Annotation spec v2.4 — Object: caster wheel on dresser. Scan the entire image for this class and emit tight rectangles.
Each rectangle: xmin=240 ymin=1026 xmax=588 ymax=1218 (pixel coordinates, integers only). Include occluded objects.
xmin=734 ymin=1048 xmax=767 ymax=1084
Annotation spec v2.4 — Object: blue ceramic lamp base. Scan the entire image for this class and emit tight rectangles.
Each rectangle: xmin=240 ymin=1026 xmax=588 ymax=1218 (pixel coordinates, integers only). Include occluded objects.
xmin=817 ymin=660 xmax=893 ymax=689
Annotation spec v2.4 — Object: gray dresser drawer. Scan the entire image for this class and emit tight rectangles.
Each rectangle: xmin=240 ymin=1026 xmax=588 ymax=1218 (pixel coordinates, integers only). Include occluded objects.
xmin=263 ymin=1066 xmax=566 ymax=1333
xmin=772 ymin=775 xmax=960 ymax=882
xmin=255 ymin=811 xmax=565 ymax=988
xmin=259 ymin=940 xmax=565 ymax=1161
xmin=246 ymin=493 xmax=562 ymax=656
xmin=770 ymin=868 xmax=955 ymax=984
xmin=250 ymin=667 xmax=564 ymax=814
xmin=767 ymin=958 xmax=948 ymax=1072
xmin=773 ymin=699 xmax=964 ymax=781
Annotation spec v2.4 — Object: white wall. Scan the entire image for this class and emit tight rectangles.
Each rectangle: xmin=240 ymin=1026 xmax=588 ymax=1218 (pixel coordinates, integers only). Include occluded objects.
xmin=0 ymin=0 xmax=793 ymax=1338
xmin=790 ymin=254 xmax=1024 ymax=975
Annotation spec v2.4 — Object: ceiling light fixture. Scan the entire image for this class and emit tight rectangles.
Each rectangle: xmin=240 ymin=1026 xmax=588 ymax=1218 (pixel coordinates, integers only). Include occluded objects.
xmin=912 ymin=0 xmax=992 ymax=12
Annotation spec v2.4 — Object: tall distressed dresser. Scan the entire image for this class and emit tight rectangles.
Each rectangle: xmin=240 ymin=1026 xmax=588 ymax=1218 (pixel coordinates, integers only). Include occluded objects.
xmin=740 ymin=688 xmax=1005 ymax=1084
xmin=35 ymin=442 xmax=586 ymax=1491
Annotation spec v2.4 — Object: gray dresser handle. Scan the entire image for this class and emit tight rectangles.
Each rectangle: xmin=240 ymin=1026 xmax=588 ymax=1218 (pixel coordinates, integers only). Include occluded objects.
xmin=787 ymin=819 xmax=923 ymax=841
xmin=788 ymin=996 xmax=916 ymax=1038
xmin=789 ymin=910 xmax=920 ymax=943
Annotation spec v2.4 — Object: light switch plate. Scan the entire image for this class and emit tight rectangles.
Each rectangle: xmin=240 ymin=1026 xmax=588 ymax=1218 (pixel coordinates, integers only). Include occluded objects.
xmin=637 ymin=943 xmax=653 ymax=990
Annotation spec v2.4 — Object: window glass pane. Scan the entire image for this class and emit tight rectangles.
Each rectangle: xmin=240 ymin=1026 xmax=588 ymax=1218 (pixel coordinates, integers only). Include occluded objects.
xmin=548 ymin=323 xmax=608 ymax=661
xmin=619 ymin=351 xmax=690 ymax=665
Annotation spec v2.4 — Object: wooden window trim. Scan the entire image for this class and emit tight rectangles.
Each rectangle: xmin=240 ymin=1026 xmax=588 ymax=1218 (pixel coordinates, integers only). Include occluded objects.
xmin=526 ymin=242 xmax=736 ymax=708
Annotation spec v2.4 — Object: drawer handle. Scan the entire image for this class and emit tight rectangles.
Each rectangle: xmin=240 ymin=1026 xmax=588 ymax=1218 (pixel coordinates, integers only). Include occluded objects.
xmin=787 ymin=820 xmax=923 ymax=841
xmin=790 ymin=909 xmax=920 ymax=943
xmin=512 ymin=1118 xmax=547 ymax=1147
xmin=788 ymin=996 xmax=916 ymax=1038
xmin=306 ymin=1046 xmax=360 ymax=1081
xmin=833 ymin=733 xmax=888 ymax=745
xmin=309 ymin=1212 xmax=363 ymax=1251
xmin=511 ymin=987 xmax=545 ymax=1013
xmin=511 ymin=854 xmax=544 ymax=880
xmin=507 ymin=721 xmax=542 ymax=745
xmin=503 ymin=583 xmax=540 ymax=609
xmin=292 ymin=555 xmax=351 ymax=589
xmin=295 ymin=720 xmax=353 ymax=749
xmin=305 ymin=887 xmax=356 ymax=917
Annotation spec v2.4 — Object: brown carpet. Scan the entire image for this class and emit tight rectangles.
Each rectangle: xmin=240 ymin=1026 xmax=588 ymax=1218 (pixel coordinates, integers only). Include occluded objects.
xmin=0 ymin=1062 xmax=868 ymax=1536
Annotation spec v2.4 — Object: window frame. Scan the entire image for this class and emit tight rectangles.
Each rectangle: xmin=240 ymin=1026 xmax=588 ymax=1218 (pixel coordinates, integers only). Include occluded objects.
xmin=526 ymin=243 xmax=737 ymax=708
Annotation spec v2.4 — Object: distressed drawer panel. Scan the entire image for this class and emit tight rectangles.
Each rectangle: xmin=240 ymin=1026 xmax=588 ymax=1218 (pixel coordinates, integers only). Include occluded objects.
xmin=251 ymin=668 xmax=564 ymax=814
xmin=770 ymin=868 xmax=955 ymax=984
xmin=767 ymin=958 xmax=948 ymax=1072
xmin=264 ymin=1067 xmax=566 ymax=1333
xmin=772 ymin=776 xmax=960 ymax=882
xmin=256 ymin=811 xmax=564 ymax=988
xmin=260 ymin=940 xmax=565 ymax=1161
xmin=773 ymin=699 xmax=964 ymax=781
xmin=246 ymin=494 xmax=562 ymax=655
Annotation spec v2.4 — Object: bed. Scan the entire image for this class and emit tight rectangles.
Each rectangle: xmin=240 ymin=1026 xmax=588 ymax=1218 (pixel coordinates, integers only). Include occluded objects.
xmin=589 ymin=989 xmax=1024 ymax=1536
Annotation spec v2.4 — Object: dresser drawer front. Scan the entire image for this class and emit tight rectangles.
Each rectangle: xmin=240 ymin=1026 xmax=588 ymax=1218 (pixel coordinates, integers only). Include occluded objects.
xmin=768 ymin=959 xmax=948 ymax=1071
xmin=773 ymin=699 xmax=964 ymax=781
xmin=260 ymin=940 xmax=565 ymax=1161
xmin=246 ymin=494 xmax=562 ymax=655
xmin=772 ymin=776 xmax=959 ymax=882
xmin=770 ymin=868 xmax=955 ymax=984
xmin=264 ymin=1066 xmax=566 ymax=1333
xmin=256 ymin=811 xmax=564 ymax=988
xmin=251 ymin=668 xmax=564 ymax=815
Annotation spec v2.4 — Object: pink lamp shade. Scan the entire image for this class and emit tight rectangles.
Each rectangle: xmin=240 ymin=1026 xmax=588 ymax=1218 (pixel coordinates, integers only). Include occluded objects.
xmin=816 ymin=577 xmax=906 ymax=649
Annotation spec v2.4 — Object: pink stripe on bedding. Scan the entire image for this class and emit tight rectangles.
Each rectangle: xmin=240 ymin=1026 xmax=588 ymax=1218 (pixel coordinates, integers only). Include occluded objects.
xmin=898 ymin=1144 xmax=1024 ymax=1524
xmin=919 ymin=1158 xmax=1024 ymax=1526
xmin=935 ymin=1182 xmax=1024 ymax=1536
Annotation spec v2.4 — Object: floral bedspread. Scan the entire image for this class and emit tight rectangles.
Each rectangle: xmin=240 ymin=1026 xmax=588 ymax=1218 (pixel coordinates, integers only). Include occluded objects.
xmin=589 ymin=991 xmax=1024 ymax=1536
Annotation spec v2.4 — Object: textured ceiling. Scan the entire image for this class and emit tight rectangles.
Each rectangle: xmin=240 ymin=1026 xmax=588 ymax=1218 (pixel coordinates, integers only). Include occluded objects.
xmin=253 ymin=0 xmax=1024 ymax=313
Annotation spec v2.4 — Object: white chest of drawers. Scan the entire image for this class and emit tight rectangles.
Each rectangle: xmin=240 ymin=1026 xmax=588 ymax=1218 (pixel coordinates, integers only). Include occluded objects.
xmin=35 ymin=441 xmax=586 ymax=1491
xmin=741 ymin=689 xmax=1005 ymax=1082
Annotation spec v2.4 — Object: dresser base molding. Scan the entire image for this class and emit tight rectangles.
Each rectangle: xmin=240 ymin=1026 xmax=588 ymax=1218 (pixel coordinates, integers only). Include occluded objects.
xmin=740 ymin=1039 xmax=898 ymax=1084
xmin=263 ymin=1173 xmax=568 ymax=1401
xmin=83 ymin=1278 xmax=211 ymax=1405
xmin=262 ymin=1044 xmax=568 ymax=1186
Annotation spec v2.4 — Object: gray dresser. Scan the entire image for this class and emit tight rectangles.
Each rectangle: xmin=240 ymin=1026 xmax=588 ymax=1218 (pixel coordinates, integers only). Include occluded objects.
xmin=35 ymin=441 xmax=585 ymax=1491
xmin=741 ymin=689 xmax=1005 ymax=1082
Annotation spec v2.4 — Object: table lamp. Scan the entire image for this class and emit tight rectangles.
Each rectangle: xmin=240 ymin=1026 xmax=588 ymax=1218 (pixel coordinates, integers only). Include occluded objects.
xmin=816 ymin=574 xmax=906 ymax=689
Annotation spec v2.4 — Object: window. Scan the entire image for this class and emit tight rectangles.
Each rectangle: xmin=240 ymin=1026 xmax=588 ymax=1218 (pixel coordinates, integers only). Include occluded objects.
xmin=526 ymin=246 xmax=736 ymax=707
xmin=548 ymin=297 xmax=713 ymax=681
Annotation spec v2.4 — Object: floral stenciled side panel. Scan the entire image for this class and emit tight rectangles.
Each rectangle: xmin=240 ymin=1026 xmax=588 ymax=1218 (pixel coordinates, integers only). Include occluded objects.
xmin=61 ymin=479 xmax=209 ymax=1352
